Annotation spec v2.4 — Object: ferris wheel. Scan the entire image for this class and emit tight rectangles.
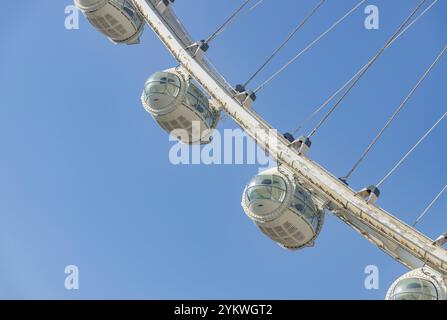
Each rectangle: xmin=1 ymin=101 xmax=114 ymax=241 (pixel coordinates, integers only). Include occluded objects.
xmin=73 ymin=0 xmax=447 ymax=300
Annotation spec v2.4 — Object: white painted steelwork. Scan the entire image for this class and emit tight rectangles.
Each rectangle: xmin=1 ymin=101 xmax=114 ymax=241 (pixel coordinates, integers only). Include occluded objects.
xmin=132 ymin=0 xmax=447 ymax=277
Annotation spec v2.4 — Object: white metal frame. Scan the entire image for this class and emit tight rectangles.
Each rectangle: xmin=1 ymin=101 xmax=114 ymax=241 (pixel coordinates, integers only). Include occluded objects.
xmin=133 ymin=0 xmax=447 ymax=276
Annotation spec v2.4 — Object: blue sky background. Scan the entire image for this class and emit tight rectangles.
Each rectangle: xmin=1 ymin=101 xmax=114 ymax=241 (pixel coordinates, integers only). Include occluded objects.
xmin=0 ymin=0 xmax=446 ymax=299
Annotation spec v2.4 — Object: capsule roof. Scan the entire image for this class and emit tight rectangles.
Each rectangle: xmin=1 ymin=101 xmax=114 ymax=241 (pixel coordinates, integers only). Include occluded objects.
xmin=74 ymin=0 xmax=106 ymax=12
xmin=391 ymin=277 xmax=438 ymax=300
xmin=386 ymin=268 xmax=447 ymax=300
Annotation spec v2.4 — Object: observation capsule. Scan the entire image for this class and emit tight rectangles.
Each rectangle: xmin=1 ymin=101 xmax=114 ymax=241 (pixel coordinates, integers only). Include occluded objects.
xmin=141 ymin=68 xmax=220 ymax=144
xmin=386 ymin=268 xmax=446 ymax=300
xmin=74 ymin=0 xmax=144 ymax=44
xmin=241 ymin=167 xmax=324 ymax=250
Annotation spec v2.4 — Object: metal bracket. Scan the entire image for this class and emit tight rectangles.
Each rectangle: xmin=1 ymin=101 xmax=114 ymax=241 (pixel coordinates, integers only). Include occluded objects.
xmin=433 ymin=232 xmax=447 ymax=247
xmin=356 ymin=185 xmax=381 ymax=204
xmin=186 ymin=40 xmax=209 ymax=58
xmin=234 ymin=85 xmax=256 ymax=108
xmin=155 ymin=0 xmax=174 ymax=14
xmin=284 ymin=133 xmax=312 ymax=156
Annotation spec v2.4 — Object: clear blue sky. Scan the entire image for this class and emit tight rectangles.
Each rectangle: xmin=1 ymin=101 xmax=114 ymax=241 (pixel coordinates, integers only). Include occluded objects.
xmin=0 ymin=0 xmax=446 ymax=299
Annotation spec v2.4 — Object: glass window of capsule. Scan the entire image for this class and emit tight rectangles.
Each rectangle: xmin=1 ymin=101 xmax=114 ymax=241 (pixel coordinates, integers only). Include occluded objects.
xmin=144 ymin=72 xmax=181 ymax=101
xmin=391 ymin=278 xmax=438 ymax=300
xmin=186 ymin=84 xmax=215 ymax=127
xmin=290 ymin=187 xmax=319 ymax=230
xmin=246 ymin=174 xmax=287 ymax=203
xmin=111 ymin=0 xmax=143 ymax=27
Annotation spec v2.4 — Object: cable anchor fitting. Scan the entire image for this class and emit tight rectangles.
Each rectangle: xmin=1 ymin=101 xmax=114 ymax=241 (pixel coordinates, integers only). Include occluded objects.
xmin=356 ymin=185 xmax=380 ymax=204
xmin=284 ymin=133 xmax=312 ymax=156
xmin=155 ymin=0 xmax=174 ymax=14
xmin=186 ymin=40 xmax=209 ymax=58
xmin=433 ymin=232 xmax=447 ymax=247
xmin=234 ymin=84 xmax=256 ymax=108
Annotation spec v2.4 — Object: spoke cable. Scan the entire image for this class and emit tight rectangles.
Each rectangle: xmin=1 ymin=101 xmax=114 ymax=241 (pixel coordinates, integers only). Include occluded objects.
xmin=342 ymin=44 xmax=447 ymax=181
xmin=413 ymin=185 xmax=447 ymax=227
xmin=307 ymin=0 xmax=429 ymax=139
xmin=213 ymin=0 xmax=265 ymax=40
xmin=376 ymin=111 xmax=447 ymax=189
xmin=242 ymin=0 xmax=326 ymax=88
xmin=205 ymin=0 xmax=253 ymax=45
xmin=291 ymin=0 xmax=440 ymax=136
xmin=253 ymin=0 xmax=367 ymax=94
